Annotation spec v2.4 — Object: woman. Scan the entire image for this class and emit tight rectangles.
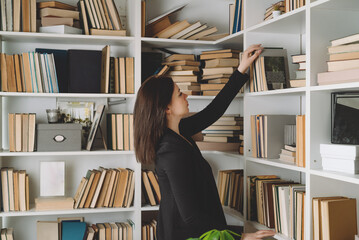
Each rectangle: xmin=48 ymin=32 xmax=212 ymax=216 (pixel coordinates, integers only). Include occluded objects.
xmin=134 ymin=44 xmax=275 ymax=240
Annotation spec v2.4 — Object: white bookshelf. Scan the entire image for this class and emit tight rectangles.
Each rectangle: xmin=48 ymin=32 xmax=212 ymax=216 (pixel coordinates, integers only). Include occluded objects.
xmin=1 ymin=0 xmax=359 ymax=239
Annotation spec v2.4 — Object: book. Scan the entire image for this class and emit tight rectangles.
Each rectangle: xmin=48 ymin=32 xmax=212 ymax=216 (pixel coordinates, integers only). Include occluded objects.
xmin=105 ymin=0 xmax=122 ymax=30
xmin=100 ymin=45 xmax=110 ymax=93
xmin=327 ymin=59 xmax=359 ymax=72
xmin=40 ymin=161 xmax=65 ymax=196
xmin=86 ymin=104 xmax=105 ymax=150
xmin=205 ymin=58 xmax=239 ymax=68
xmin=187 ymin=26 xmax=218 ymax=40
xmin=154 ymin=20 xmax=191 ymax=39
xmin=39 ymin=25 xmax=83 ymax=34
xmin=317 ymin=68 xmax=359 ymax=85
xmin=67 ymin=49 xmax=102 ymax=93
xmin=39 ymin=8 xmax=80 ymax=20
xmin=62 ymin=221 xmax=87 ymax=240
xmin=37 ymin=221 xmax=59 ymax=240
xmin=329 ymin=51 xmax=359 ymax=61
xmin=200 ymin=52 xmax=239 ymax=60
xmin=202 ymin=67 xmax=236 ymax=75
xmin=170 ymin=21 xmax=202 ymax=39
xmin=331 ymin=33 xmax=359 ymax=47
xmin=165 ymin=54 xmax=195 ymax=62
xmin=199 ymin=33 xmax=229 ymax=41
xmin=90 ymin=29 xmax=126 ymax=36
xmin=35 ymin=197 xmax=74 ymax=211
xmin=180 ymin=24 xmax=208 ymax=39
xmin=162 ymin=60 xmax=200 ymax=67
xmin=41 ymin=17 xmax=74 ymax=27
xmin=289 ymin=79 xmax=306 ymax=88
xmin=291 ymin=54 xmax=306 ymax=63
xmin=37 ymin=1 xmax=77 ymax=10
xmin=328 ymin=43 xmax=359 ymax=54
xmin=125 ymin=57 xmax=134 ymax=93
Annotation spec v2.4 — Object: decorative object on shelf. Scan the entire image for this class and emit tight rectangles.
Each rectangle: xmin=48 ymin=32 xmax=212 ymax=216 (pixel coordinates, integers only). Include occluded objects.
xmin=37 ymin=123 xmax=82 ymax=151
xmin=40 ymin=161 xmax=65 ymax=196
xmin=264 ymin=1 xmax=284 ymax=21
xmin=320 ymin=144 xmax=359 ymax=174
xmin=331 ymin=92 xmax=359 ymax=145
xmin=86 ymin=104 xmax=106 ymax=151
xmin=46 ymin=109 xmax=60 ymax=123
xmin=187 ymin=229 xmax=241 ymax=240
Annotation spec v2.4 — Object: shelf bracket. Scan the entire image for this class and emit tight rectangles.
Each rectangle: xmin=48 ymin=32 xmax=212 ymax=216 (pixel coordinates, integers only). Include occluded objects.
xmin=108 ymin=98 xmax=127 ymax=106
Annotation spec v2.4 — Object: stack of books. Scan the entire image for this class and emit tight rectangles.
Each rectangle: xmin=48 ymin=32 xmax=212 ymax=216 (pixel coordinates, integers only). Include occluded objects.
xmin=198 ymin=114 xmax=243 ymax=153
xmin=35 ymin=197 xmax=74 ymax=211
xmin=142 ymin=170 xmax=161 ymax=206
xmin=312 ymin=197 xmax=357 ymax=240
xmin=1 ymin=52 xmax=59 ymax=93
xmin=264 ymin=1 xmax=285 ymax=21
xmin=247 ymin=175 xmax=305 ymax=240
xmin=200 ymin=49 xmax=241 ymax=96
xmin=38 ymin=1 xmax=82 ymax=34
xmin=250 ymin=115 xmax=296 ymax=158
xmin=320 ymin=144 xmax=359 ymax=174
xmin=73 ymin=167 xmax=135 ymax=209
xmin=290 ymin=54 xmax=306 ymax=88
xmin=0 ymin=229 xmax=14 ymax=239
xmin=8 ymin=113 xmax=36 ymax=152
xmin=217 ymin=169 xmax=244 ymax=213
xmin=279 ymin=144 xmax=297 ymax=163
xmin=145 ymin=4 xmax=222 ymax=40
xmin=161 ymin=54 xmax=201 ymax=95
xmin=107 ymin=113 xmax=134 ymax=151
xmin=37 ymin=219 xmax=134 ymax=240
xmin=318 ymin=32 xmax=359 ymax=85
xmin=77 ymin=0 xmax=126 ymax=36
xmin=249 ymin=48 xmax=289 ymax=92
xmin=279 ymin=125 xmax=296 ymax=163
xmin=1 ymin=168 xmax=29 ymax=212
xmin=142 ymin=220 xmax=157 ymax=240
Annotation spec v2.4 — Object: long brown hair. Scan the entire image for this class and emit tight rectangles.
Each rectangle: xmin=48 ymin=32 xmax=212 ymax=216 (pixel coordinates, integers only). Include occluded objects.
xmin=133 ymin=75 xmax=174 ymax=164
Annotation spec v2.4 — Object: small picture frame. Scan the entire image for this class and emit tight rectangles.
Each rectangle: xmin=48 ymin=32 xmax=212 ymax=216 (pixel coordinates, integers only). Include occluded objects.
xmin=86 ymin=104 xmax=105 ymax=150
xmin=40 ymin=161 xmax=65 ymax=197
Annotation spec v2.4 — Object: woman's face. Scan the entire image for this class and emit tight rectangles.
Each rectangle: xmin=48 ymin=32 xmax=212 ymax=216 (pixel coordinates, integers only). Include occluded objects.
xmin=167 ymin=83 xmax=189 ymax=118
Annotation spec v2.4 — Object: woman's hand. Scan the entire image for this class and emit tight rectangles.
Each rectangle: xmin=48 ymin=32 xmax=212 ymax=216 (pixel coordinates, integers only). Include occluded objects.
xmin=241 ymin=230 xmax=276 ymax=240
xmin=237 ymin=44 xmax=264 ymax=74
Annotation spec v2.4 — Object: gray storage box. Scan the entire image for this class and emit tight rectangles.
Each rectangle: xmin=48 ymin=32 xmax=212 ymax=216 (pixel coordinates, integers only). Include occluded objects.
xmin=37 ymin=123 xmax=82 ymax=151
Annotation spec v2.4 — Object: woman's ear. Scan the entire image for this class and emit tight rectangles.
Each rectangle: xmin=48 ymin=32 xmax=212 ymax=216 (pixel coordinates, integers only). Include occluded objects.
xmin=165 ymin=106 xmax=171 ymax=115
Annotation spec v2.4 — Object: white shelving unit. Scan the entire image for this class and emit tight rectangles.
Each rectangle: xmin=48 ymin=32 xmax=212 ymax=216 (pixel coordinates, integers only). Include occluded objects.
xmin=1 ymin=0 xmax=359 ymax=239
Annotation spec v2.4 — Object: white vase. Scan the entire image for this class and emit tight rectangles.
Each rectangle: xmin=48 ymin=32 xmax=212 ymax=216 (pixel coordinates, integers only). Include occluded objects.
xmin=273 ymin=10 xmax=281 ymax=18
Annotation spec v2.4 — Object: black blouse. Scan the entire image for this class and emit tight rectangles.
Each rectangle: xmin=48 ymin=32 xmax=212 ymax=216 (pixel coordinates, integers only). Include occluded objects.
xmin=155 ymin=70 xmax=249 ymax=240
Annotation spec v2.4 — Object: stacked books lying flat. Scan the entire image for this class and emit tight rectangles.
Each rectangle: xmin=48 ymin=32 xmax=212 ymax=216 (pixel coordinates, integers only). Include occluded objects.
xmin=198 ymin=114 xmax=243 ymax=153
xmin=278 ymin=124 xmax=296 ymax=162
xmin=0 ymin=229 xmax=14 ymax=240
xmin=217 ymin=169 xmax=244 ymax=213
xmin=200 ymin=49 xmax=242 ymax=96
xmin=107 ymin=114 xmax=134 ymax=151
xmin=249 ymin=48 xmax=289 ymax=92
xmin=285 ymin=0 xmax=305 ymax=13
xmin=279 ymin=144 xmax=297 ymax=163
xmin=37 ymin=218 xmax=134 ymax=240
xmin=142 ymin=220 xmax=157 ymax=240
xmin=1 ymin=168 xmax=29 ymax=212
xmin=73 ymin=167 xmax=135 ymax=209
xmin=1 ymin=52 xmax=59 ymax=93
xmin=142 ymin=170 xmax=161 ymax=206
xmin=145 ymin=4 xmax=223 ymax=40
xmin=161 ymin=54 xmax=201 ymax=95
xmin=264 ymin=1 xmax=285 ymax=21
xmin=78 ymin=0 xmax=126 ymax=36
xmin=247 ymin=175 xmax=305 ymax=240
xmin=0 ymin=0 xmax=36 ymax=32
xmin=318 ymin=32 xmax=359 ymax=85
xmin=312 ymin=197 xmax=357 ymax=240
xmin=38 ymin=1 xmax=82 ymax=34
xmin=229 ymin=0 xmax=244 ymax=34
xmin=8 ymin=113 xmax=36 ymax=152
xmin=290 ymin=54 xmax=306 ymax=88
xmin=320 ymin=144 xmax=359 ymax=174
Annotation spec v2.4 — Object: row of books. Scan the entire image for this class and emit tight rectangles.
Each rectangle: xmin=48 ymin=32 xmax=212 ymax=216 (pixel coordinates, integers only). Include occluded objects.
xmin=8 ymin=113 xmax=36 ymax=152
xmin=1 ymin=168 xmax=29 ymax=212
xmin=78 ymin=0 xmax=126 ymax=36
xmin=0 ymin=228 xmax=14 ymax=240
xmin=217 ymin=169 xmax=244 ymax=213
xmin=74 ymin=167 xmax=135 ymax=209
xmin=142 ymin=170 xmax=161 ymax=207
xmin=142 ymin=220 xmax=157 ymax=240
xmin=312 ymin=196 xmax=357 ymax=240
xmin=318 ymin=32 xmax=359 ymax=85
xmin=107 ymin=114 xmax=134 ymax=151
xmin=320 ymin=144 xmax=359 ymax=174
xmin=247 ymin=175 xmax=305 ymax=240
xmin=37 ymin=218 xmax=134 ymax=240
xmin=284 ymin=0 xmax=306 ymax=13
xmin=229 ymin=0 xmax=244 ymax=34
xmin=1 ymin=52 xmax=59 ymax=93
xmin=0 ymin=0 xmax=36 ymax=32
xmin=289 ymin=54 xmax=306 ymax=88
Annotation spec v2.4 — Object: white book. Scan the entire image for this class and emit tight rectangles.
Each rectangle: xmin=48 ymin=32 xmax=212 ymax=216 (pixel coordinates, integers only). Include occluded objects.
xmin=278 ymin=186 xmax=290 ymax=237
xmin=320 ymin=144 xmax=359 ymax=158
xmin=322 ymin=157 xmax=359 ymax=174
xmin=40 ymin=162 xmax=65 ymax=196
xmin=39 ymin=25 xmax=83 ymax=34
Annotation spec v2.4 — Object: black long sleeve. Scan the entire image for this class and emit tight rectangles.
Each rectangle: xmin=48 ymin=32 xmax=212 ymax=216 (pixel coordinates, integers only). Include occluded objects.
xmin=155 ymin=70 xmax=248 ymax=240
xmin=179 ymin=70 xmax=249 ymax=137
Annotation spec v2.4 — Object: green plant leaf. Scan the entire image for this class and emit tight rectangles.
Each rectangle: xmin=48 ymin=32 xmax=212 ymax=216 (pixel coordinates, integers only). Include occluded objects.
xmin=200 ymin=229 xmax=216 ymax=239
xmin=225 ymin=229 xmax=241 ymax=237
xmin=223 ymin=231 xmax=235 ymax=240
